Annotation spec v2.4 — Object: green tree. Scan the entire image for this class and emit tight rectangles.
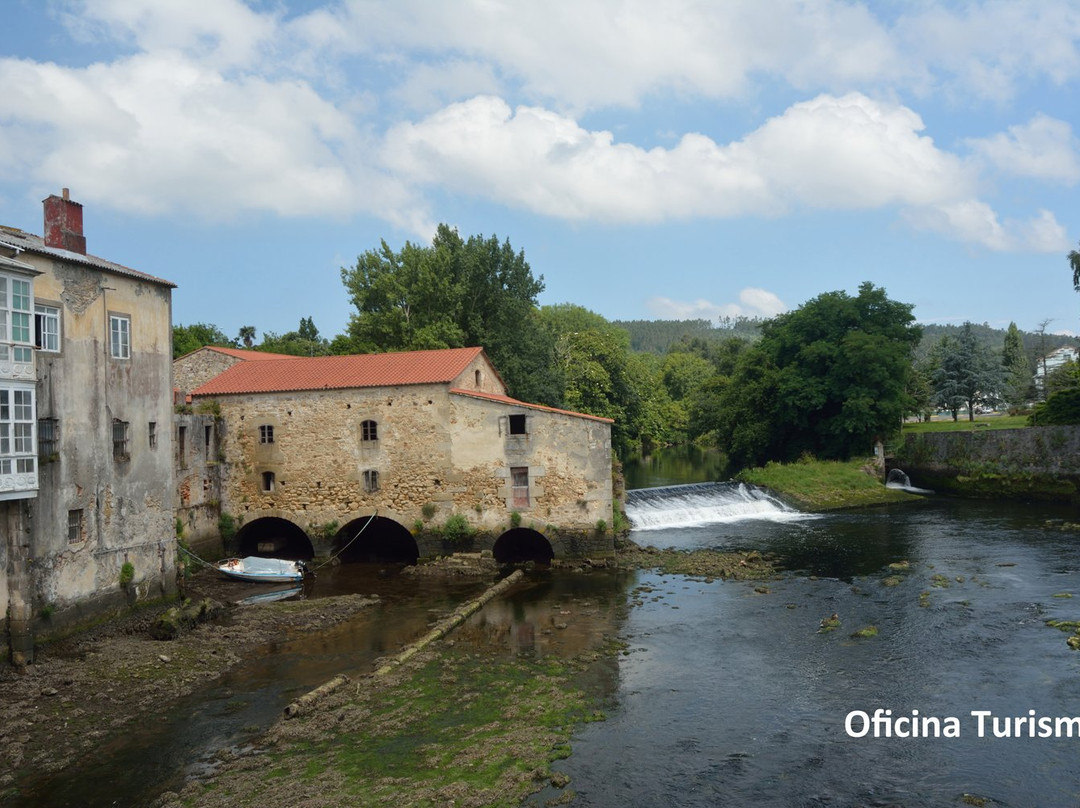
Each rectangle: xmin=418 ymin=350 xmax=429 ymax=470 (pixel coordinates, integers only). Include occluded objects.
xmin=930 ymin=322 xmax=1003 ymax=420
xmin=173 ymin=322 xmax=234 ymax=359
xmin=1070 ymin=240 xmax=1080 ymax=291
xmin=708 ymin=283 xmax=920 ymax=467
xmin=341 ymin=225 xmax=554 ymax=401
xmin=1001 ymin=321 xmax=1033 ymax=409
xmin=237 ymin=325 xmax=256 ymax=348
xmin=258 ymin=316 xmax=331 ymax=356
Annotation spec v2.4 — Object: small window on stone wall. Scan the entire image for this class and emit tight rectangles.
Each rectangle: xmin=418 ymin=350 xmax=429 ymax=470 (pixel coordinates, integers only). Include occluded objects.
xmin=262 ymin=471 xmax=275 ymax=492
xmin=259 ymin=424 xmax=274 ymax=444
xmin=67 ymin=509 xmax=84 ymax=544
xmin=361 ymin=420 xmax=378 ymax=442
xmin=509 ymin=414 xmax=527 ymax=435
xmin=363 ymin=469 xmax=379 ymax=492
xmin=511 ymin=466 xmax=529 ymax=508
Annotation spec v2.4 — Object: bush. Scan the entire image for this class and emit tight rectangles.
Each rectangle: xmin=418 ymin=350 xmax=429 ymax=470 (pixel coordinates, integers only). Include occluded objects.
xmin=119 ymin=562 xmax=135 ymax=587
xmin=218 ymin=513 xmax=238 ymax=542
xmin=442 ymin=513 xmax=475 ymax=545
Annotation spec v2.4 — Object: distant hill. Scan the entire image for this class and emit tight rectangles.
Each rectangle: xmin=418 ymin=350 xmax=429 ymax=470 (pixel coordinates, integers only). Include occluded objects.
xmin=613 ymin=317 xmax=764 ymax=354
xmin=614 ymin=317 xmax=1078 ymax=365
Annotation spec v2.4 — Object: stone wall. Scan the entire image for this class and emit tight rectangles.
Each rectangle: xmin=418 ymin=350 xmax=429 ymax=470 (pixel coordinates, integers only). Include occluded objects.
xmin=205 ymin=382 xmax=615 ymax=559
xmin=174 ymin=412 xmax=226 ymax=557
xmin=173 ymin=349 xmax=241 ymax=396
xmin=892 ymin=425 xmax=1080 ymax=501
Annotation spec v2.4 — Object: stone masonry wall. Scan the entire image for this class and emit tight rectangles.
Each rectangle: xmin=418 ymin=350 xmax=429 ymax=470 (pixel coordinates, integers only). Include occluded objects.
xmin=205 ymin=382 xmax=614 ymax=558
xmin=173 ymin=349 xmax=241 ymax=397
xmin=893 ymin=425 xmax=1080 ymax=502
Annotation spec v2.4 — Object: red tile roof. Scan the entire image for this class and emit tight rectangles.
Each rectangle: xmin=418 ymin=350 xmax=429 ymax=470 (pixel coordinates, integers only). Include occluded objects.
xmin=192 ymin=347 xmax=488 ymax=396
xmin=450 ymin=388 xmax=614 ymax=423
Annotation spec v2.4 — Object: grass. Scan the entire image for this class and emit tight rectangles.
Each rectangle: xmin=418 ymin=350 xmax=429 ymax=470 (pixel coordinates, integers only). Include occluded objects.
xmin=902 ymin=415 xmax=1028 ymax=433
xmin=737 ymin=457 xmax=922 ymax=511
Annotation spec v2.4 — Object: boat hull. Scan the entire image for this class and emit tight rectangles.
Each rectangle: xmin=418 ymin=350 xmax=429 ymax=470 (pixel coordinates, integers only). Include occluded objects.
xmin=217 ymin=557 xmax=305 ymax=584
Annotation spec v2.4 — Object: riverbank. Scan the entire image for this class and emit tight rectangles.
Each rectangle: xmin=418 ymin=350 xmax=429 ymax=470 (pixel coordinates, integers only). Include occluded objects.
xmin=737 ymin=457 xmax=924 ymax=510
xmin=0 ymin=573 xmax=379 ymax=801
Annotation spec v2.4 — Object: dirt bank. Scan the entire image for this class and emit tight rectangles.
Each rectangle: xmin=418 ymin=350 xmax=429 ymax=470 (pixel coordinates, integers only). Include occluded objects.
xmin=0 ymin=571 xmax=378 ymax=798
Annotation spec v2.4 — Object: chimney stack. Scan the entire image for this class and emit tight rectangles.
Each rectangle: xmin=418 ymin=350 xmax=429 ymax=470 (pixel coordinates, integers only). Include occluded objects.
xmin=43 ymin=188 xmax=86 ymax=254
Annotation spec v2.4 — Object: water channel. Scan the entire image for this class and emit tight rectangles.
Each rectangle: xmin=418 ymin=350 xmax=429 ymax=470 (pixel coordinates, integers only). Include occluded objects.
xmin=22 ymin=448 xmax=1080 ymax=806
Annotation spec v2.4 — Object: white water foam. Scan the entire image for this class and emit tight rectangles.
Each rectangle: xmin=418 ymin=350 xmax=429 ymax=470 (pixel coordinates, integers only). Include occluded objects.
xmin=625 ymin=482 xmax=813 ymax=531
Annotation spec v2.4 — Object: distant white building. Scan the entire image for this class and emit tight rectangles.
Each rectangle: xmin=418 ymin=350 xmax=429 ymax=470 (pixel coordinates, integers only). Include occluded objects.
xmin=1035 ymin=345 xmax=1079 ymax=395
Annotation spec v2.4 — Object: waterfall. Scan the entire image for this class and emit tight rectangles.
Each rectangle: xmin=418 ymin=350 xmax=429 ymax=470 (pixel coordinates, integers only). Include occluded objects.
xmin=886 ymin=467 xmax=934 ymax=495
xmin=624 ymin=482 xmax=810 ymax=531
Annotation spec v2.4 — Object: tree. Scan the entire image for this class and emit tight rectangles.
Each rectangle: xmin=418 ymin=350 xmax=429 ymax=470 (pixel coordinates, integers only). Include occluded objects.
xmin=257 ymin=316 xmax=331 ymax=357
xmin=1001 ymin=321 xmax=1033 ymax=410
xmin=1070 ymin=241 xmax=1080 ymax=291
xmin=173 ymin=322 xmax=234 ymax=359
xmin=930 ymin=322 xmax=1003 ymax=420
xmin=707 ymin=283 xmax=921 ymax=467
xmin=238 ymin=325 xmax=256 ymax=348
xmin=341 ymin=225 xmax=553 ymax=401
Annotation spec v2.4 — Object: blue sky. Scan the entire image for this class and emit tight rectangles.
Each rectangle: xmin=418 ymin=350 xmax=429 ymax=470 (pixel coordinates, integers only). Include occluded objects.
xmin=2 ymin=1 xmax=1079 ymax=344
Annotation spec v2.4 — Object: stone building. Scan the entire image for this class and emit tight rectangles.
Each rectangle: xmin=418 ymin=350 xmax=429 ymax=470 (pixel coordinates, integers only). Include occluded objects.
xmin=188 ymin=347 xmax=615 ymax=563
xmin=173 ymin=345 xmax=296 ymax=399
xmin=0 ymin=191 xmax=176 ymax=664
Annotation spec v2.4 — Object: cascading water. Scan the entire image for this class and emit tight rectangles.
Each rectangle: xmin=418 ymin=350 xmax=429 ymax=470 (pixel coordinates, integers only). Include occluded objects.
xmin=885 ymin=467 xmax=934 ymax=494
xmin=624 ymin=481 xmax=810 ymax=530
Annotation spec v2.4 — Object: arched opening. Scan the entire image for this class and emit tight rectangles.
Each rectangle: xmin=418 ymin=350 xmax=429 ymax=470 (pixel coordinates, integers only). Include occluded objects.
xmin=333 ymin=515 xmax=419 ymax=564
xmin=235 ymin=517 xmax=314 ymax=560
xmin=493 ymin=528 xmax=554 ymax=565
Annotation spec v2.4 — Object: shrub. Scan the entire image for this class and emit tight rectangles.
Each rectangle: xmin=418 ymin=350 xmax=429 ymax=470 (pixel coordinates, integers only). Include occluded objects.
xmin=119 ymin=562 xmax=135 ymax=587
xmin=218 ymin=513 xmax=238 ymax=542
xmin=422 ymin=502 xmax=437 ymax=520
xmin=510 ymin=511 xmax=522 ymax=529
xmin=442 ymin=513 xmax=474 ymax=545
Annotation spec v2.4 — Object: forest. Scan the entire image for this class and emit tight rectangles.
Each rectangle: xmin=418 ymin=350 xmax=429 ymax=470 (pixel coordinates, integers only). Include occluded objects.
xmin=174 ymin=225 xmax=1080 ymax=469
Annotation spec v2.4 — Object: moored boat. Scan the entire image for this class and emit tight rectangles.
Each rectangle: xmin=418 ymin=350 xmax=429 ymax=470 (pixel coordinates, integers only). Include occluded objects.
xmin=217 ymin=556 xmax=307 ymax=584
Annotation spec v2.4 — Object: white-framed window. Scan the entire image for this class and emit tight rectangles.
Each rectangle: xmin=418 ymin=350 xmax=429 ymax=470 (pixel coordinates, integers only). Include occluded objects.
xmin=109 ymin=314 xmax=130 ymax=359
xmin=0 ymin=387 xmax=35 ymax=476
xmin=259 ymin=424 xmax=274 ymax=444
xmin=0 ymin=275 xmax=34 ymax=363
xmin=35 ymin=304 xmax=61 ymax=352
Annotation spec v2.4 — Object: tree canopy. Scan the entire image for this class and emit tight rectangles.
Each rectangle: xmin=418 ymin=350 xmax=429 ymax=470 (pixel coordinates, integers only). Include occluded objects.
xmin=708 ymin=283 xmax=920 ymax=467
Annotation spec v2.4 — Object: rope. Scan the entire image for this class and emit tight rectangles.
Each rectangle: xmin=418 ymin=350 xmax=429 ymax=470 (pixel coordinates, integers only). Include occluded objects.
xmin=177 ymin=509 xmax=379 ymax=575
xmin=311 ymin=510 xmax=378 ymax=570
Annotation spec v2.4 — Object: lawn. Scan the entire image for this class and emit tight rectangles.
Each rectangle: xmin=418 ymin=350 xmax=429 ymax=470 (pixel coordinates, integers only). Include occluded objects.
xmin=902 ymin=415 xmax=1028 ymax=433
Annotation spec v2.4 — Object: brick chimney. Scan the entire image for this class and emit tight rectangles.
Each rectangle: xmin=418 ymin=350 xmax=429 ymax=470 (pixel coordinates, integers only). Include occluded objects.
xmin=42 ymin=188 xmax=86 ymax=254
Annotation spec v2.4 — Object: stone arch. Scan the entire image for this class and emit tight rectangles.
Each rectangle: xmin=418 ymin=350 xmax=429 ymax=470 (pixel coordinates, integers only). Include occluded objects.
xmin=235 ymin=516 xmax=314 ymax=560
xmin=333 ymin=514 xmax=419 ymax=564
xmin=493 ymin=528 xmax=554 ymax=565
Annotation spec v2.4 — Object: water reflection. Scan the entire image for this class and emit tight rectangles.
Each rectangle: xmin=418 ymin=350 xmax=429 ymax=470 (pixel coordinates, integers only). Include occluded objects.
xmin=623 ymin=445 xmax=731 ymax=490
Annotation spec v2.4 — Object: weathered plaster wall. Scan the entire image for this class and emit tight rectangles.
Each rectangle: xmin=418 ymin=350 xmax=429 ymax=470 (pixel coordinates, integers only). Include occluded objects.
xmin=174 ymin=412 xmax=225 ymax=557
xmin=204 ymin=382 xmax=614 ymax=558
xmin=23 ymin=256 xmax=177 ymax=633
xmin=173 ymin=349 xmax=241 ymax=396
xmin=893 ymin=426 xmax=1080 ymax=501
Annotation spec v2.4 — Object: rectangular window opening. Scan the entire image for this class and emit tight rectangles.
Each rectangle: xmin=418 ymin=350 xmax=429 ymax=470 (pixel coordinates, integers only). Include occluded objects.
xmin=259 ymin=424 xmax=274 ymax=444
xmin=363 ymin=469 xmax=380 ymax=492
xmin=148 ymin=421 xmax=157 ymax=450
xmin=109 ymin=314 xmax=131 ymax=359
xmin=67 ymin=509 xmax=84 ymax=544
xmin=511 ymin=466 xmax=530 ymax=508
xmin=112 ymin=419 xmax=130 ymax=460
xmin=35 ymin=304 xmax=60 ymax=352
xmin=508 ymin=414 xmax=528 ymax=435
xmin=38 ymin=417 xmax=58 ymax=456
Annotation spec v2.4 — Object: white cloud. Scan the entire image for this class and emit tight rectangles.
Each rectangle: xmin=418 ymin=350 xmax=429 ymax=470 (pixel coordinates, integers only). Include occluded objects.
xmin=648 ymin=288 xmax=787 ymax=321
xmin=966 ymin=115 xmax=1080 ymax=184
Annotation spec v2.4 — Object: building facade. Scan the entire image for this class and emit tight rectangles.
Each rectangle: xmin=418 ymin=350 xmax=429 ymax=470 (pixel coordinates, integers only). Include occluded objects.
xmin=187 ymin=347 xmax=616 ymax=563
xmin=0 ymin=191 xmax=176 ymax=664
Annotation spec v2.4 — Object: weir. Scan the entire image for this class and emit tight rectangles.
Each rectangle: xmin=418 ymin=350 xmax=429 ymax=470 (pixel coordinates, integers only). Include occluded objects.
xmin=624 ymin=482 xmax=806 ymax=530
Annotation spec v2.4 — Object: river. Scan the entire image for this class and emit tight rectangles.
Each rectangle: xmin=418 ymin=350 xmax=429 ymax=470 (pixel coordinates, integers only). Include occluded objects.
xmin=539 ymin=481 xmax=1080 ymax=806
xmin=20 ymin=453 xmax=1080 ymax=807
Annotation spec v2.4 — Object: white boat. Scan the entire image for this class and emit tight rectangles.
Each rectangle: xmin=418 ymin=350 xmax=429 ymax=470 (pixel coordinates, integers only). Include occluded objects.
xmin=217 ymin=556 xmax=307 ymax=584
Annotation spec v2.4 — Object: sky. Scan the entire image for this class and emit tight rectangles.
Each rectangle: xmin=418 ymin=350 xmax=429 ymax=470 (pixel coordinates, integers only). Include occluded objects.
xmin=2 ymin=0 xmax=1079 ymax=344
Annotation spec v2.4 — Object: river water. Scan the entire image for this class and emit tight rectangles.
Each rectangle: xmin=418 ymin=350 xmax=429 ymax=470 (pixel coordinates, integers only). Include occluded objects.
xmin=543 ymin=485 xmax=1080 ymax=807
xmin=20 ymin=458 xmax=1080 ymax=807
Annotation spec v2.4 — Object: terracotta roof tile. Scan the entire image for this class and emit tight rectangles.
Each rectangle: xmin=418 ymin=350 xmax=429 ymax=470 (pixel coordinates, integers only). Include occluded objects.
xmin=192 ymin=347 xmax=486 ymax=396
xmin=450 ymin=388 xmax=614 ymax=423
